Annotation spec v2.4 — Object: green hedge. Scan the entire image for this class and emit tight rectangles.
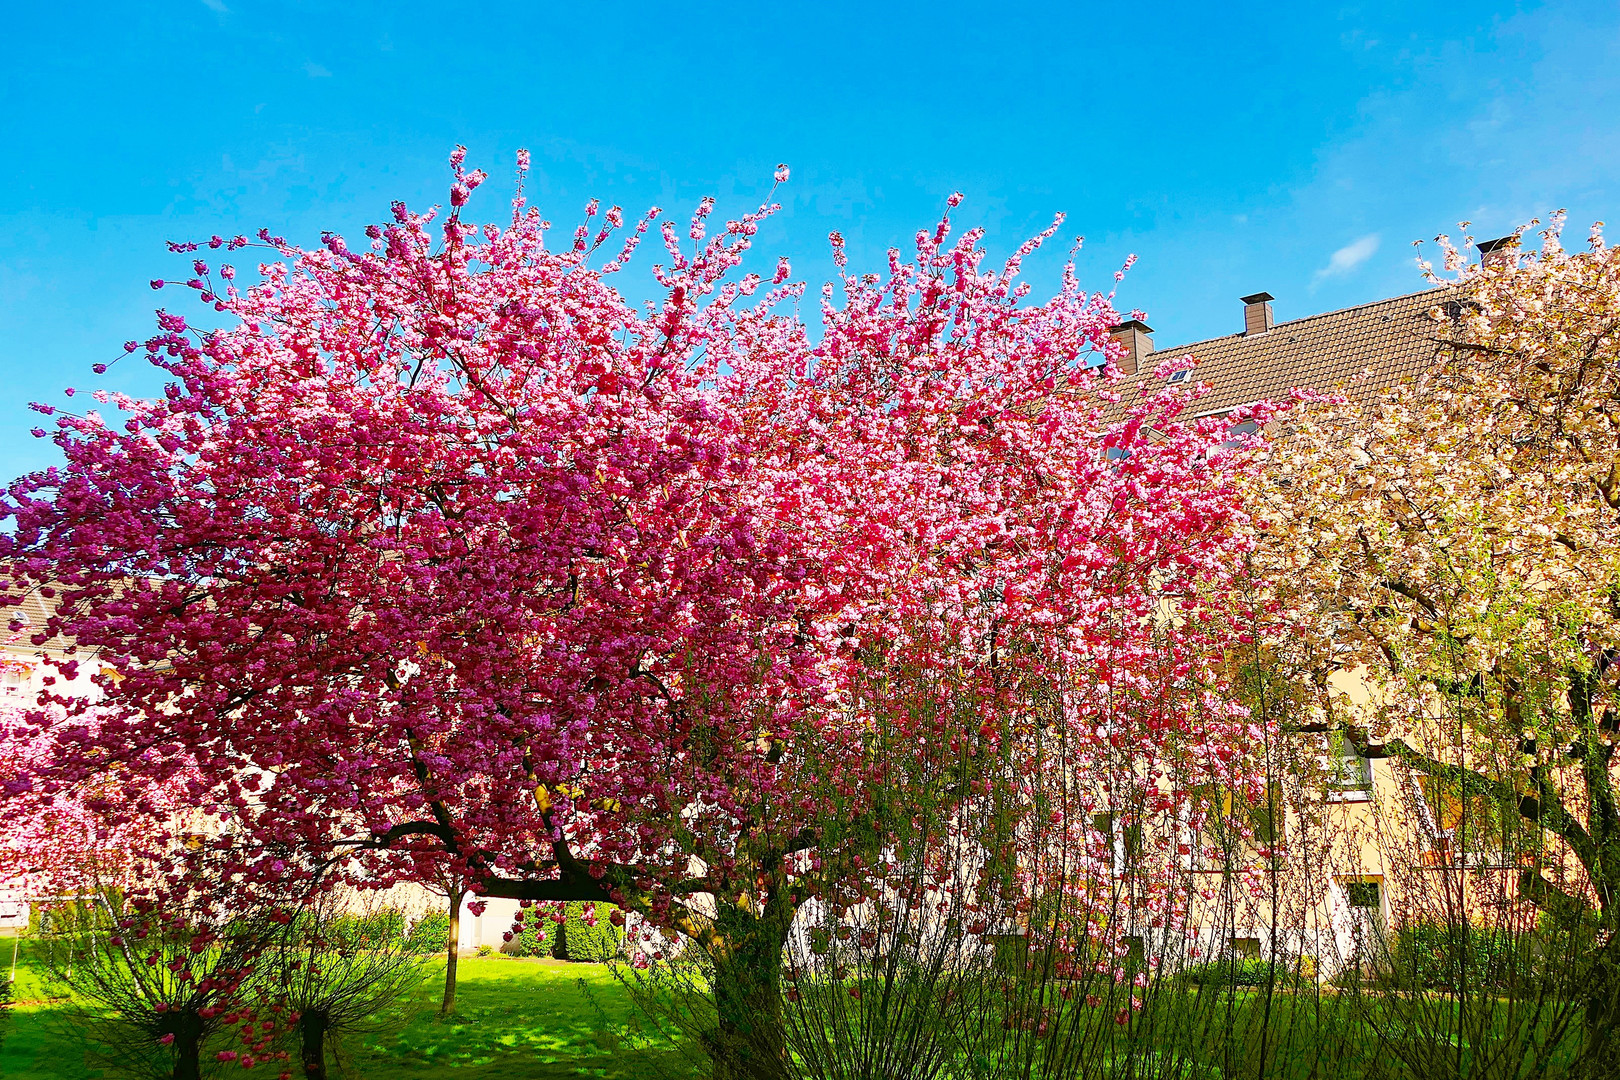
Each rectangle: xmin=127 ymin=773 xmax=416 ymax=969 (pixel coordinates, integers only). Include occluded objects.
xmin=1392 ymin=922 xmax=1532 ymax=990
xmin=331 ymin=908 xmax=406 ymax=947
xmin=407 ymin=911 xmax=451 ymax=954
xmin=1183 ymin=958 xmax=1304 ymax=988
xmin=505 ymin=913 xmax=550 ymax=958
xmin=551 ymin=903 xmax=621 ymax=962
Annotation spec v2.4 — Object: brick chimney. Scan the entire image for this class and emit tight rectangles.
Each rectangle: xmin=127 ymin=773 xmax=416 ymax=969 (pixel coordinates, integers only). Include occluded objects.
xmin=1107 ymin=320 xmax=1153 ymax=376
xmin=1476 ymin=235 xmax=1521 ymax=268
xmin=1241 ymin=292 xmax=1274 ymax=336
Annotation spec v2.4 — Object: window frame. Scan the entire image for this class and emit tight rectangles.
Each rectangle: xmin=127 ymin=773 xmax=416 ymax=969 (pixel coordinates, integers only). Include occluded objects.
xmin=1324 ymin=741 xmax=1374 ymax=802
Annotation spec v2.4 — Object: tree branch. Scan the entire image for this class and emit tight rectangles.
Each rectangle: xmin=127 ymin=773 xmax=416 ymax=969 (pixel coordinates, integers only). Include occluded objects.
xmin=1357 ymin=732 xmax=1601 ymax=877
xmin=331 ymin=819 xmax=456 ymax=851
xmin=1518 ymin=868 xmax=1591 ymax=923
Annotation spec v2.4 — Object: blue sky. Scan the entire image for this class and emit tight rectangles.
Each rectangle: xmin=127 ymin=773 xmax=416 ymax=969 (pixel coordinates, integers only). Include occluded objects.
xmin=3 ymin=1 xmax=1619 ymax=475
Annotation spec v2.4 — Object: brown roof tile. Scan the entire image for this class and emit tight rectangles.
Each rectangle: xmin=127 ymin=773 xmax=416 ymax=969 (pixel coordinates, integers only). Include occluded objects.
xmin=1107 ymin=287 xmax=1452 ymax=418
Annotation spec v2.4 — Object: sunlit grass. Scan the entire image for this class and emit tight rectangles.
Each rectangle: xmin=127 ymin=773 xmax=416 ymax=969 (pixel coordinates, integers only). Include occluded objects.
xmin=1 ymin=949 xmax=698 ymax=1079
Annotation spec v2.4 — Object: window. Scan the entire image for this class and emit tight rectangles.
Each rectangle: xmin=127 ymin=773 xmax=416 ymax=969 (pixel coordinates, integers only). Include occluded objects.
xmin=1181 ymin=784 xmax=1281 ymax=868
xmin=1229 ymin=937 xmax=1262 ymax=959
xmin=1185 ymin=786 xmax=1242 ymax=870
xmin=1325 ymin=742 xmax=1374 ymax=801
xmin=1166 ymin=369 xmax=1190 ymax=384
xmin=0 ymin=663 xmax=32 ymax=697
xmin=1093 ymin=812 xmax=1143 ymax=875
xmin=1442 ymin=298 xmax=1483 ymax=325
xmin=1122 ymin=935 xmax=1146 ymax=972
xmin=1415 ymin=775 xmax=1525 ymax=863
xmin=1344 ymin=881 xmax=1380 ymax=909
xmin=1217 ymin=419 xmax=1260 ymax=451
xmin=1333 ymin=752 xmax=1373 ymax=790
xmin=1248 ymin=786 xmax=1282 ymax=848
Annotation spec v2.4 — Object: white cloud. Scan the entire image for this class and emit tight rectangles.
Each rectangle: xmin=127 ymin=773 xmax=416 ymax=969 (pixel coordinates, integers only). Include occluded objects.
xmin=304 ymin=61 xmax=333 ymax=78
xmin=200 ymin=0 xmax=228 ymax=11
xmin=1314 ymin=233 xmax=1380 ymax=283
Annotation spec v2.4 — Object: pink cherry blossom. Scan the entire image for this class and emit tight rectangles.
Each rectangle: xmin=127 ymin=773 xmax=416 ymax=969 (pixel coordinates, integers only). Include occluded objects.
xmin=0 ymin=158 xmax=1273 ymax=970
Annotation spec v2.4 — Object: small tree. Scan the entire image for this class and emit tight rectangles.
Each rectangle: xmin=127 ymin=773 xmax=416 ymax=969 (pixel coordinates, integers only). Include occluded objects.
xmin=434 ymin=880 xmax=468 ymax=1016
xmin=37 ymin=888 xmax=274 ymax=1080
xmin=267 ymin=895 xmax=427 ymax=1080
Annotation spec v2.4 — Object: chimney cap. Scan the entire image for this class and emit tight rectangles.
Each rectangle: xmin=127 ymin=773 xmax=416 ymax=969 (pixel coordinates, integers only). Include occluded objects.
xmin=1239 ymin=292 xmax=1275 ymax=305
xmin=1109 ymin=319 xmax=1154 ymax=334
xmin=1476 ymin=236 xmax=1521 ymax=256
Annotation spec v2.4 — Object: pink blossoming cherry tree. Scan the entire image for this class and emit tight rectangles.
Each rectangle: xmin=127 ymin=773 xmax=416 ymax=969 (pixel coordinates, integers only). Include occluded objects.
xmin=1 ymin=151 xmax=1271 ymax=1075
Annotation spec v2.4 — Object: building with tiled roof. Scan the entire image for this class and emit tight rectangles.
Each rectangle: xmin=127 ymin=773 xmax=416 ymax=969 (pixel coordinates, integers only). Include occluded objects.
xmin=1095 ymin=241 xmax=1525 ymax=975
xmin=1103 ymin=286 xmax=1453 ymax=420
xmin=1103 ymin=232 xmax=1519 ymax=421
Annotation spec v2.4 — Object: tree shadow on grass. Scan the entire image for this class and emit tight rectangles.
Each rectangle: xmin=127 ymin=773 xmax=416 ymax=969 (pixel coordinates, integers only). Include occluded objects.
xmin=352 ymin=957 xmax=699 ymax=1079
xmin=3 ymin=956 xmax=698 ymax=1080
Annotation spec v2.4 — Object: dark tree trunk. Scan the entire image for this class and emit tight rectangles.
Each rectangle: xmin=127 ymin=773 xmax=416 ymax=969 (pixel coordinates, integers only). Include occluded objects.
xmin=298 ymin=1009 xmax=330 ymax=1080
xmin=164 ymin=1011 xmax=205 ymax=1080
xmin=706 ymin=903 xmax=792 ymax=1080
xmin=171 ymin=1039 xmax=201 ymax=1080
xmin=441 ymin=887 xmax=465 ymax=1017
xmin=1579 ymin=937 xmax=1620 ymax=1072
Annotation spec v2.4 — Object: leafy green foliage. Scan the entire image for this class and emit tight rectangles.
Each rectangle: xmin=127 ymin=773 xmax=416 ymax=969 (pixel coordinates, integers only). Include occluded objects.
xmin=407 ymin=912 xmax=451 ymax=955
xmin=1391 ymin=921 xmax=1534 ymax=991
xmin=504 ymin=914 xmax=550 ymax=958
xmin=553 ymin=903 xmax=620 ymax=963
xmin=330 ymin=907 xmax=406 ymax=947
xmin=1181 ymin=958 xmax=1305 ymax=989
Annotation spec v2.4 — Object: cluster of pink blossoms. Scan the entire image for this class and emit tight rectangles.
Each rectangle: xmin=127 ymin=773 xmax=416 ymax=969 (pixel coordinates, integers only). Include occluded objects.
xmin=0 ymin=149 xmax=1273 ymax=931
xmin=0 ymin=695 xmax=190 ymax=895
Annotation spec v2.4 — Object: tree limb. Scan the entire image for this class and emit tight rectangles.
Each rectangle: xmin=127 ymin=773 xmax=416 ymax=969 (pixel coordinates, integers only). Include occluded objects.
xmin=1357 ymin=732 xmax=1601 ymax=877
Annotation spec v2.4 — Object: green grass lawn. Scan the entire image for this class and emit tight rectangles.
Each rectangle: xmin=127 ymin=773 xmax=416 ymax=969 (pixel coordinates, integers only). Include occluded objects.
xmin=2 ymin=940 xmax=1586 ymax=1080
xmin=0 ymin=952 xmax=701 ymax=1079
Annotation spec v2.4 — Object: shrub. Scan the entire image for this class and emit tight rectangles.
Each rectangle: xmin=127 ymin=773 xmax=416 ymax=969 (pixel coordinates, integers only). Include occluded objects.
xmin=1182 ymin=958 xmax=1304 ymax=989
xmin=329 ymin=907 xmax=406 ymax=949
xmin=356 ymin=907 xmax=406 ymax=946
xmin=1391 ymin=921 xmax=1532 ymax=990
xmin=269 ymin=898 xmax=428 ymax=1080
xmin=35 ymin=891 xmax=271 ymax=1080
xmin=553 ymin=903 xmax=620 ymax=962
xmin=476 ymin=944 xmax=494 ymax=957
xmin=407 ymin=911 xmax=450 ymax=954
xmin=502 ymin=913 xmax=549 ymax=958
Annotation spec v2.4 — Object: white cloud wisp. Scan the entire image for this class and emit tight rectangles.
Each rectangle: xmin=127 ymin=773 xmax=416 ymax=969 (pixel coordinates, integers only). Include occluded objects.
xmin=1314 ymin=233 xmax=1381 ymax=284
